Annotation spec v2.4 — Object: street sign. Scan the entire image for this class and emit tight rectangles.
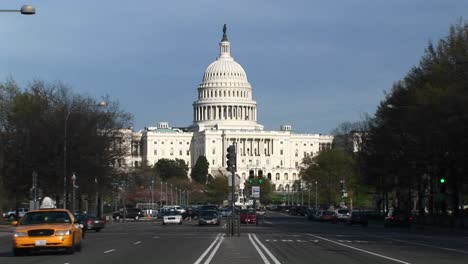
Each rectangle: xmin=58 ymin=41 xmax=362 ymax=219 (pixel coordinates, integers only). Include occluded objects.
xmin=251 ymin=186 xmax=260 ymax=198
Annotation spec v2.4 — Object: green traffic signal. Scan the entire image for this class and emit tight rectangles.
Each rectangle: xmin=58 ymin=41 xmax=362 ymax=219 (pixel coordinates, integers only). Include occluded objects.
xmin=258 ymin=179 xmax=263 ymax=184
xmin=440 ymin=178 xmax=445 ymax=184
xmin=249 ymin=179 xmax=254 ymax=184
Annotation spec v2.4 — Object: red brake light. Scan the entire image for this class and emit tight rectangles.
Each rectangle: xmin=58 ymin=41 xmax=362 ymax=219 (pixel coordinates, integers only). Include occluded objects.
xmin=409 ymin=216 xmax=414 ymax=221
xmin=86 ymin=220 xmax=92 ymax=224
xmin=390 ymin=216 xmax=394 ymax=220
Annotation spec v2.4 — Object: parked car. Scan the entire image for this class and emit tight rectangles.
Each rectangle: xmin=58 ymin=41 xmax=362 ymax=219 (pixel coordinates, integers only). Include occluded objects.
xmin=163 ymin=205 xmax=186 ymax=214
xmin=198 ymin=210 xmax=220 ymax=226
xmin=335 ymin=208 xmax=351 ymax=222
xmin=347 ymin=211 xmax=368 ymax=227
xmin=384 ymin=209 xmax=414 ymax=228
xmin=112 ymin=208 xmax=144 ymax=220
xmin=240 ymin=209 xmax=257 ymax=224
xmin=163 ymin=210 xmax=183 ymax=225
xmin=75 ymin=214 xmax=105 ymax=232
xmin=3 ymin=208 xmax=29 ymax=220
xmin=320 ymin=210 xmax=338 ymax=223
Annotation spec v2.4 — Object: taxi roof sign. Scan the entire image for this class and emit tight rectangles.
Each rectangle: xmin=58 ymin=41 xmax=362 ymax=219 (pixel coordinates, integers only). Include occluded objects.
xmin=40 ymin=197 xmax=57 ymax=209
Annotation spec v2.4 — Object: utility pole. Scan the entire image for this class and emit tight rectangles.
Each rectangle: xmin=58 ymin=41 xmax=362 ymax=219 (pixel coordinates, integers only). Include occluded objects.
xmin=315 ymin=180 xmax=318 ymax=209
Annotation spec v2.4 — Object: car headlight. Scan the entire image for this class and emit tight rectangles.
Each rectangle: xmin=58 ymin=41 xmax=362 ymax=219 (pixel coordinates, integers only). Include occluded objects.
xmin=55 ymin=230 xmax=71 ymax=236
xmin=13 ymin=232 xmax=28 ymax=237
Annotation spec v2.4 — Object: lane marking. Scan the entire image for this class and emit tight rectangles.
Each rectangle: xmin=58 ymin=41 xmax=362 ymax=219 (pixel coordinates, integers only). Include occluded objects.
xmin=389 ymin=238 xmax=468 ymax=254
xmin=194 ymin=233 xmax=222 ymax=264
xmin=104 ymin=249 xmax=116 ymax=254
xmin=248 ymin=233 xmax=270 ymax=264
xmin=203 ymin=234 xmax=224 ymax=264
xmin=153 ymin=236 xmax=159 ymax=238
xmin=307 ymin=234 xmax=411 ymax=264
xmin=133 ymin=241 xmax=141 ymax=245
xmin=252 ymin=234 xmax=281 ymax=264
xmin=222 ymin=224 xmax=227 ymax=228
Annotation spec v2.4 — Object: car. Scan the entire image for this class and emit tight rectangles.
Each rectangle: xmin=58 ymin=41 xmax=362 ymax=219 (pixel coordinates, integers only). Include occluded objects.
xmin=384 ymin=209 xmax=414 ymax=228
xmin=163 ymin=205 xmax=186 ymax=214
xmin=75 ymin=214 xmax=105 ymax=232
xmin=306 ymin=208 xmax=317 ymax=220
xmin=11 ymin=198 xmax=83 ymax=256
xmin=313 ymin=210 xmax=323 ymax=221
xmin=163 ymin=210 xmax=183 ymax=225
xmin=3 ymin=208 xmax=29 ymax=220
xmin=335 ymin=208 xmax=351 ymax=222
xmin=112 ymin=208 xmax=144 ymax=220
xmin=219 ymin=207 xmax=232 ymax=217
xmin=198 ymin=210 xmax=221 ymax=226
xmin=320 ymin=210 xmax=338 ymax=223
xmin=182 ymin=207 xmax=198 ymax=219
xmin=347 ymin=211 xmax=368 ymax=227
xmin=240 ymin=209 xmax=257 ymax=224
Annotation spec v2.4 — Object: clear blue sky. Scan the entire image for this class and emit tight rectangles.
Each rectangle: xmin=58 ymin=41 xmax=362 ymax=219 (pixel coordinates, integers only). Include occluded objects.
xmin=1 ymin=0 xmax=467 ymax=133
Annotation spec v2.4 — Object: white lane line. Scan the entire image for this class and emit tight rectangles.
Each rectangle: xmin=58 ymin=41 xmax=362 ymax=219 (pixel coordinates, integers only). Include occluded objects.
xmin=248 ymin=233 xmax=270 ymax=264
xmin=222 ymin=223 xmax=227 ymax=228
xmin=307 ymin=234 xmax=411 ymax=264
xmin=133 ymin=241 xmax=141 ymax=245
xmin=389 ymin=238 xmax=468 ymax=254
xmin=104 ymin=249 xmax=116 ymax=254
xmin=203 ymin=234 xmax=224 ymax=264
xmin=153 ymin=236 xmax=159 ymax=238
xmin=252 ymin=234 xmax=282 ymax=264
xmin=193 ymin=233 xmax=222 ymax=264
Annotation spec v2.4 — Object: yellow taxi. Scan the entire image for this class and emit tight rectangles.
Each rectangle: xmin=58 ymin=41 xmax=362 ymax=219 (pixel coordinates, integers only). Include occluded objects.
xmin=11 ymin=197 xmax=83 ymax=256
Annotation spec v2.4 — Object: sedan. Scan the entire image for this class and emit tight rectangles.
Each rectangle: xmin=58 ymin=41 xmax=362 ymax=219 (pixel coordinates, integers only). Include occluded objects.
xmin=347 ymin=211 xmax=368 ymax=227
xmin=75 ymin=214 xmax=105 ymax=232
xmin=240 ymin=209 xmax=257 ymax=224
xmin=320 ymin=210 xmax=338 ymax=223
xmin=198 ymin=210 xmax=221 ymax=226
xmin=384 ymin=209 xmax=414 ymax=227
xmin=163 ymin=210 xmax=183 ymax=225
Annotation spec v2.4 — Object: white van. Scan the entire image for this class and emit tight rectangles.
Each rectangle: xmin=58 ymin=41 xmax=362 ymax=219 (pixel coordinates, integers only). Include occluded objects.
xmin=163 ymin=205 xmax=186 ymax=214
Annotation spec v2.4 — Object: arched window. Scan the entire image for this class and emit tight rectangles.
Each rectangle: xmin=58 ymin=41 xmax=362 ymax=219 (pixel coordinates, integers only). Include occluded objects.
xmin=285 ymin=173 xmax=289 ymax=181
xmin=276 ymin=173 xmax=280 ymax=180
xmin=267 ymin=173 xmax=272 ymax=180
xmin=293 ymin=173 xmax=297 ymax=180
xmin=285 ymin=184 xmax=290 ymax=191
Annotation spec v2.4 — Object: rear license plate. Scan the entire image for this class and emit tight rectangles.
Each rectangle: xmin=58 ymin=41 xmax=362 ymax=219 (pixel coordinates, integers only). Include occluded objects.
xmin=35 ymin=240 xmax=47 ymax=246
xmin=168 ymin=217 xmax=175 ymax=220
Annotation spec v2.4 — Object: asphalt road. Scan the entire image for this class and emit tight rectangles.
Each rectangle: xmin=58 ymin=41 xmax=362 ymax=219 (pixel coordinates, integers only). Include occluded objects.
xmin=1 ymin=212 xmax=467 ymax=264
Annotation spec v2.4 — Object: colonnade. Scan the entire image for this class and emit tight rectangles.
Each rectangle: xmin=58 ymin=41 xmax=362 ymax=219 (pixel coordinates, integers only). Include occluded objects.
xmin=194 ymin=105 xmax=257 ymax=122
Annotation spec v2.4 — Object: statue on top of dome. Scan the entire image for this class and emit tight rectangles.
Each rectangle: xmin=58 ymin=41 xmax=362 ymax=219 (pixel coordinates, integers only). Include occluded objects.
xmin=222 ymin=24 xmax=228 ymax=42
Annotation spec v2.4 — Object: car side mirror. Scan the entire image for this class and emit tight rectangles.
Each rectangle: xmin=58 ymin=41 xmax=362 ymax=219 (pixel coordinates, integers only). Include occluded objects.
xmin=11 ymin=220 xmax=18 ymax=226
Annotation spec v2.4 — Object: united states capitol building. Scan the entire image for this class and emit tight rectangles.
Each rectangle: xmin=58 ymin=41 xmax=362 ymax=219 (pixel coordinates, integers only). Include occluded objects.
xmin=124 ymin=26 xmax=333 ymax=191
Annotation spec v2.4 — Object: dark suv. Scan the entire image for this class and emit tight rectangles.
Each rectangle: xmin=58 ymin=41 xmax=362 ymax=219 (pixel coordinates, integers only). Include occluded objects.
xmin=113 ymin=208 xmax=144 ymax=220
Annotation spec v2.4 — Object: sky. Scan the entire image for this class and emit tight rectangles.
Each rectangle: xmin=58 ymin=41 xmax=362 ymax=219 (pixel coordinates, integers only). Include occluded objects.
xmin=1 ymin=0 xmax=467 ymax=134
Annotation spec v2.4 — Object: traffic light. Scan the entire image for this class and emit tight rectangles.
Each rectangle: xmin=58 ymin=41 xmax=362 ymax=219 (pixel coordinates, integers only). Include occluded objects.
xmin=226 ymin=145 xmax=237 ymax=172
xmin=440 ymin=178 xmax=445 ymax=184
xmin=439 ymin=177 xmax=446 ymax=193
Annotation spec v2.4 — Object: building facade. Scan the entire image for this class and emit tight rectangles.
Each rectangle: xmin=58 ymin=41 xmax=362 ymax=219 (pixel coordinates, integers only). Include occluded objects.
xmin=124 ymin=26 xmax=333 ymax=191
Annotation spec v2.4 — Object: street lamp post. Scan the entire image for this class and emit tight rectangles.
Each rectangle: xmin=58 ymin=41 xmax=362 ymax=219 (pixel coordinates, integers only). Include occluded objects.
xmin=170 ymin=184 xmax=173 ymax=205
xmin=165 ymin=182 xmax=168 ymax=206
xmin=0 ymin=5 xmax=35 ymax=15
xmin=160 ymin=181 xmax=163 ymax=208
xmin=315 ymin=180 xmax=318 ymax=209
xmin=71 ymin=173 xmax=77 ymax=213
xmin=95 ymin=178 xmax=99 ymax=216
xmin=151 ymin=179 xmax=154 ymax=211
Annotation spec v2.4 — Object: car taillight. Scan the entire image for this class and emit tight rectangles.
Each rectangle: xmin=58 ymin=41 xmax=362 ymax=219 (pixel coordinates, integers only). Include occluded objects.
xmin=409 ymin=216 xmax=414 ymax=221
xmin=87 ymin=220 xmax=92 ymax=224
xmin=390 ymin=216 xmax=394 ymax=220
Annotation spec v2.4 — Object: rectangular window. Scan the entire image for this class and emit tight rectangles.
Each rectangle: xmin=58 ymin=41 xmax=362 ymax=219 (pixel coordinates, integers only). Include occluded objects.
xmin=154 ymin=141 xmax=157 ymax=144
xmin=280 ymin=149 xmax=284 ymax=155
xmin=212 ymin=159 xmax=215 ymax=165
xmin=154 ymin=150 xmax=157 ymax=155
xmin=179 ymin=150 xmax=182 ymax=156
xmin=295 ymin=162 xmax=299 ymax=167
xmin=212 ymin=149 xmax=216 ymax=155
xmin=187 ymin=150 xmax=190 ymax=155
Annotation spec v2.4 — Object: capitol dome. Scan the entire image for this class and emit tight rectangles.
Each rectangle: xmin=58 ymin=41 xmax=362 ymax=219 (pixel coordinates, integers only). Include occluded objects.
xmin=191 ymin=25 xmax=263 ymax=132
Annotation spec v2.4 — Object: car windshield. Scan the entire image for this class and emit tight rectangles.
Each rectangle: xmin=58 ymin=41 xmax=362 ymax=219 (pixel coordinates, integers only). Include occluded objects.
xmin=200 ymin=211 xmax=217 ymax=217
xmin=165 ymin=210 xmax=180 ymax=216
xmin=20 ymin=211 xmax=71 ymax=225
xmin=338 ymin=209 xmax=349 ymax=214
xmin=241 ymin=209 xmax=256 ymax=214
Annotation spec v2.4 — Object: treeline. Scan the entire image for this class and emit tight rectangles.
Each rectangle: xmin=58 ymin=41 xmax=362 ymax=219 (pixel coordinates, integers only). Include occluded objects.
xmin=300 ymin=22 xmax=468 ymax=219
xmin=0 ymin=79 xmax=132 ymax=213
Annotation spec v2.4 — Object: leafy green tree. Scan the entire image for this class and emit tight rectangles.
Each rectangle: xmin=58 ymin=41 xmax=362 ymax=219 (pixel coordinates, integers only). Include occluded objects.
xmin=191 ymin=156 xmax=209 ymax=184
xmin=205 ymin=176 xmax=228 ymax=205
xmin=300 ymin=149 xmax=358 ymax=207
xmin=153 ymin=158 xmax=189 ymax=181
